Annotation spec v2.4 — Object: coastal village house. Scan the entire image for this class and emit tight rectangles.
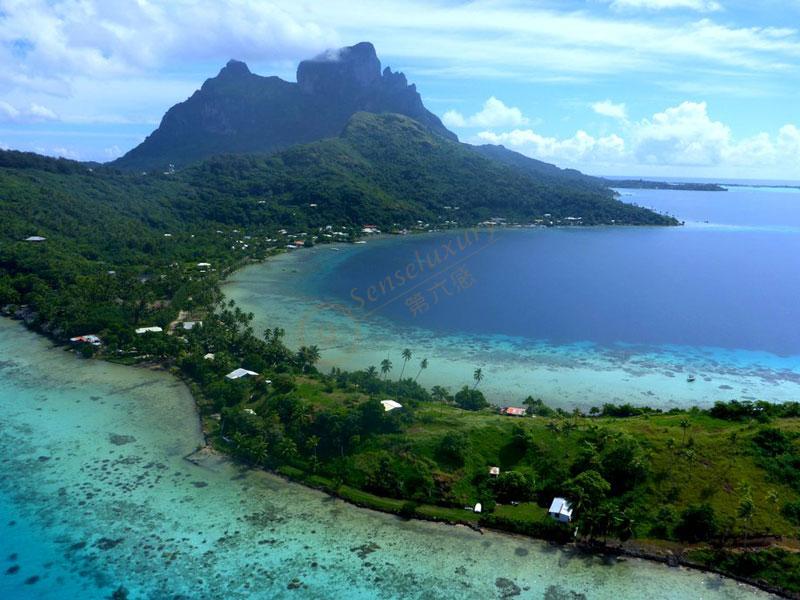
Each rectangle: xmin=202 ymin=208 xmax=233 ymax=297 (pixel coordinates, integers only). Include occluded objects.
xmin=380 ymin=399 xmax=403 ymax=412
xmin=225 ymin=368 xmax=259 ymax=380
xmin=69 ymin=334 xmax=102 ymax=347
xmin=501 ymin=406 xmax=526 ymax=417
xmin=135 ymin=326 xmax=163 ymax=334
xmin=548 ymin=497 xmax=573 ymax=523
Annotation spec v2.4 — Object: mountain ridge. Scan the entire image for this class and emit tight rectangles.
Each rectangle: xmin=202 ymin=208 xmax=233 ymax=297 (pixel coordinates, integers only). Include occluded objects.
xmin=113 ymin=42 xmax=454 ymax=170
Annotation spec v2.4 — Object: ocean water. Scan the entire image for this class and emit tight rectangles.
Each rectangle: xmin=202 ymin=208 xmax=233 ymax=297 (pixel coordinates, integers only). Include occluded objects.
xmin=0 ymin=318 xmax=776 ymax=599
xmin=227 ymin=186 xmax=800 ymax=409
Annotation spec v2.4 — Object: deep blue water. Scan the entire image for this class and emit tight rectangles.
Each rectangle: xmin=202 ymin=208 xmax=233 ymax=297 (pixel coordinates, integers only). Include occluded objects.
xmin=317 ymin=187 xmax=800 ymax=357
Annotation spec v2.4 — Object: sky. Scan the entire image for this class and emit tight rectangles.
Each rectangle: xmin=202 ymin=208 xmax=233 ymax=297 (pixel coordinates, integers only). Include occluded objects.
xmin=0 ymin=0 xmax=799 ymax=180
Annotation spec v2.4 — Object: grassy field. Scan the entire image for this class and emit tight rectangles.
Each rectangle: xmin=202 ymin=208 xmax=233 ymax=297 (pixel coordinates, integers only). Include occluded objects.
xmin=200 ymin=346 xmax=800 ymax=594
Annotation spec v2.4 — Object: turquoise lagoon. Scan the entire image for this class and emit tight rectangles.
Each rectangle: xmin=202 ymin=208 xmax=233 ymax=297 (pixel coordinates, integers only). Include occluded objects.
xmin=0 ymin=320 xmax=780 ymax=599
xmin=226 ymin=186 xmax=800 ymax=410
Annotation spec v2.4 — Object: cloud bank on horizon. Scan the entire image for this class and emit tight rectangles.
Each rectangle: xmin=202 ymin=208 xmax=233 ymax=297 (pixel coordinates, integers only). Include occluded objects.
xmin=0 ymin=0 xmax=798 ymax=179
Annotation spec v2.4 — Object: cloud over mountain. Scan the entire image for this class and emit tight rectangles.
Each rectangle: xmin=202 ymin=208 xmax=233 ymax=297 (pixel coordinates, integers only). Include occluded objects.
xmin=472 ymin=100 xmax=800 ymax=176
xmin=443 ymin=97 xmax=529 ymax=129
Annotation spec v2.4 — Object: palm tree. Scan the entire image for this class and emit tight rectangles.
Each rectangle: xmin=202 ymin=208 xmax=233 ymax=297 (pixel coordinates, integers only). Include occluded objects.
xmin=307 ymin=344 xmax=321 ymax=366
xmin=431 ymin=385 xmax=450 ymax=404
xmin=415 ymin=358 xmax=428 ymax=382
xmin=296 ymin=345 xmax=321 ymax=373
xmin=399 ymin=348 xmax=412 ymax=380
xmin=679 ymin=419 xmax=690 ymax=445
xmin=380 ymin=358 xmax=393 ymax=380
xmin=545 ymin=420 xmax=562 ymax=434
xmin=737 ymin=481 xmax=755 ymax=548
xmin=365 ymin=365 xmax=377 ymax=379
xmin=472 ymin=367 xmax=484 ymax=390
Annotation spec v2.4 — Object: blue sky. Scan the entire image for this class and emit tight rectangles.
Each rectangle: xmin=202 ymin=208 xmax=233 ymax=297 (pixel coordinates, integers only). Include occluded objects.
xmin=0 ymin=0 xmax=799 ymax=179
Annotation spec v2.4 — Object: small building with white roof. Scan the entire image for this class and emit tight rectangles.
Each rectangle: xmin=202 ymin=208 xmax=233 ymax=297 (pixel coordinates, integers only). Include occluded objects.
xmin=69 ymin=334 xmax=102 ymax=347
xmin=225 ymin=368 xmax=259 ymax=380
xmin=135 ymin=326 xmax=163 ymax=334
xmin=380 ymin=399 xmax=403 ymax=412
xmin=548 ymin=497 xmax=573 ymax=523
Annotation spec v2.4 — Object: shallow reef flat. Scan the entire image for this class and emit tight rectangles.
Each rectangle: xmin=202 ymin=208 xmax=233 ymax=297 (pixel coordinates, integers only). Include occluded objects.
xmin=226 ymin=236 xmax=800 ymax=412
xmin=0 ymin=319 xmax=780 ymax=598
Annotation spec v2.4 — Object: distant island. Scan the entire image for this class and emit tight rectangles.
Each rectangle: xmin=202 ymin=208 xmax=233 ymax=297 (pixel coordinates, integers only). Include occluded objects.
xmin=608 ymin=179 xmax=727 ymax=192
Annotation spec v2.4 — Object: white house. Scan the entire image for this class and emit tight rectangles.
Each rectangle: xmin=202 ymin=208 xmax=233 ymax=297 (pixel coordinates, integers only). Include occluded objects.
xmin=24 ymin=236 xmax=46 ymax=242
xmin=548 ymin=497 xmax=573 ymax=523
xmin=380 ymin=400 xmax=403 ymax=412
xmin=243 ymin=408 xmax=257 ymax=416
xmin=69 ymin=334 xmax=102 ymax=347
xmin=135 ymin=326 xmax=163 ymax=334
xmin=182 ymin=321 xmax=202 ymax=330
xmin=203 ymin=353 xmax=215 ymax=360
xmin=225 ymin=368 xmax=259 ymax=380
xmin=473 ymin=503 xmax=482 ymax=513
xmin=488 ymin=466 xmax=500 ymax=477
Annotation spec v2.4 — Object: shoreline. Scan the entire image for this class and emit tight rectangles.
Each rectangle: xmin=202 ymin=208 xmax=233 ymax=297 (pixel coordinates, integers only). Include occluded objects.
xmin=225 ymin=234 xmax=800 ymax=412
xmin=1 ymin=311 xmax=792 ymax=599
xmin=199 ymin=244 xmax=800 ymax=599
xmin=184 ymin=441 xmax=797 ymax=600
xmin=2 ymin=238 xmax=798 ymax=599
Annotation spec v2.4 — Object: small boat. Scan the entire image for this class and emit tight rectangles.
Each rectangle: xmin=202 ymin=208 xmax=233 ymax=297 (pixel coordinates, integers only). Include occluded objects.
xmin=687 ymin=374 xmax=696 ymax=383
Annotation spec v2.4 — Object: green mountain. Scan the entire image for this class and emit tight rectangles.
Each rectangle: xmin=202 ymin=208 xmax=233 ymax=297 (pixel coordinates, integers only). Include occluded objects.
xmin=0 ymin=112 xmax=675 ymax=261
xmin=113 ymin=42 xmax=455 ymax=171
xmin=180 ymin=111 xmax=675 ymax=227
xmin=471 ymin=143 xmax=603 ymax=190
xmin=0 ymin=114 xmax=674 ymax=332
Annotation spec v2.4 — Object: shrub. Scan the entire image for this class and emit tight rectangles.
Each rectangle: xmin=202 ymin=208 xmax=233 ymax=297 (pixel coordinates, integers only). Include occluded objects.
xmin=753 ymin=428 xmax=793 ymax=457
xmin=675 ymin=503 xmax=717 ymax=542
xmin=436 ymin=431 xmax=468 ymax=468
xmin=492 ymin=471 xmax=535 ymax=503
xmin=781 ymin=500 xmax=800 ymax=526
xmin=272 ymin=373 xmax=295 ymax=394
xmin=453 ymin=386 xmax=488 ymax=411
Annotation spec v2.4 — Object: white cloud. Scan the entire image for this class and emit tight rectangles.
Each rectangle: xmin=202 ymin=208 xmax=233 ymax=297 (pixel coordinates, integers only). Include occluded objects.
xmin=475 ymin=100 xmax=800 ymax=176
xmin=51 ymin=146 xmax=80 ymax=160
xmin=604 ymin=0 xmax=722 ymax=11
xmin=103 ymin=145 xmax=123 ymax=159
xmin=0 ymin=101 xmax=20 ymax=120
xmin=592 ymin=99 xmax=628 ymax=120
xmin=27 ymin=103 xmax=58 ymax=121
xmin=0 ymin=100 xmax=59 ymax=122
xmin=2 ymin=0 xmax=797 ymax=95
xmin=632 ymin=101 xmax=729 ymax=165
xmin=478 ymin=129 xmax=627 ymax=164
xmin=442 ymin=97 xmax=529 ymax=129
xmin=286 ymin=1 xmax=800 ymax=76
xmin=442 ymin=109 xmax=466 ymax=128
xmin=0 ymin=0 xmax=339 ymax=93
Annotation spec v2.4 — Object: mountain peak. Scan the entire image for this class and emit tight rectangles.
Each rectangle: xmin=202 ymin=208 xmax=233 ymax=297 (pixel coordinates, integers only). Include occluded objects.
xmin=297 ymin=42 xmax=381 ymax=93
xmin=218 ymin=59 xmax=251 ymax=78
xmin=113 ymin=42 xmax=456 ymax=170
